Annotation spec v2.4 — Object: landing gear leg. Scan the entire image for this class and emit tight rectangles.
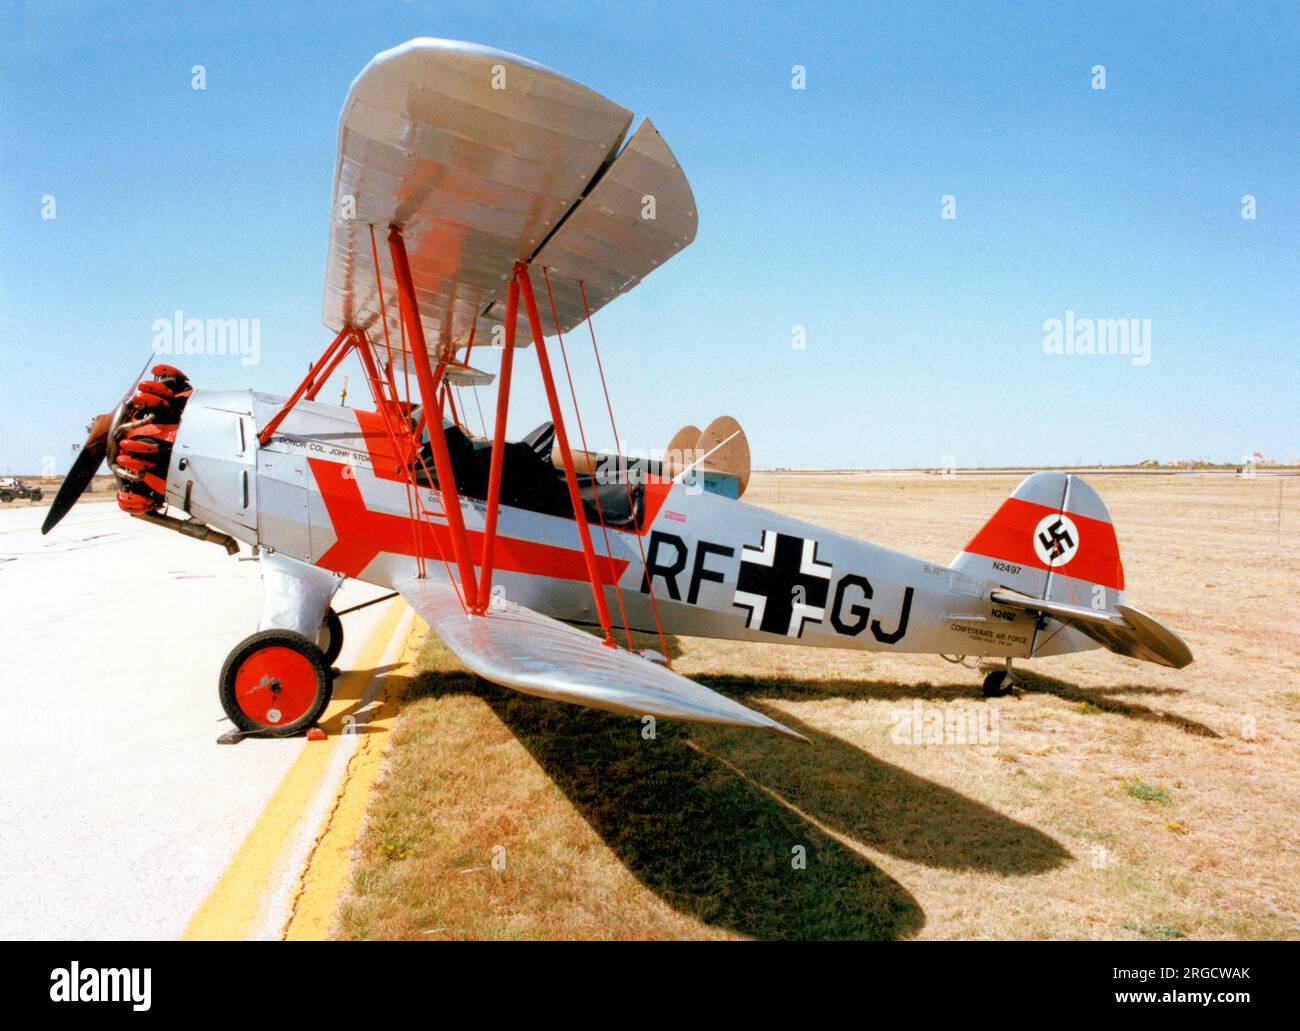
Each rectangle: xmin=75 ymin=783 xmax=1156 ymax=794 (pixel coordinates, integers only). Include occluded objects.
xmin=982 ymin=658 xmax=1016 ymax=698
xmin=216 ymin=553 xmax=344 ymax=741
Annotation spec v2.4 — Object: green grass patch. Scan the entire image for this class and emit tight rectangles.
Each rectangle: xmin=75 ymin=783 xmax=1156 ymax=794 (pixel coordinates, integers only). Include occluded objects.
xmin=378 ymin=840 xmax=413 ymax=862
xmin=1123 ymin=779 xmax=1171 ymax=805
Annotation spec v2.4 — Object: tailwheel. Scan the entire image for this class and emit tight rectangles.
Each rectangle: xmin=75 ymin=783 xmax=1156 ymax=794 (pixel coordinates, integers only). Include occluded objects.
xmin=318 ymin=608 xmax=344 ymax=667
xmin=219 ymin=630 xmax=333 ymax=737
xmin=982 ymin=669 xmax=1014 ymax=698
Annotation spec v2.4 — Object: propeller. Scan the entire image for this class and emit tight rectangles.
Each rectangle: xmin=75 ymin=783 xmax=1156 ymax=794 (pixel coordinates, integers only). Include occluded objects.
xmin=41 ymin=413 xmax=114 ymax=534
xmin=40 ymin=357 xmax=167 ymax=536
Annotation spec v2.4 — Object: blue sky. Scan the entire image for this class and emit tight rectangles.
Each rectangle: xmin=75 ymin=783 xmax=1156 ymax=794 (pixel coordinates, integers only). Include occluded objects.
xmin=2 ymin=0 xmax=1296 ymax=474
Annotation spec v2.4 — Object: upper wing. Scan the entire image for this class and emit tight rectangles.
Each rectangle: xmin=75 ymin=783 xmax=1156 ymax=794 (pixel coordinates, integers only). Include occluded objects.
xmin=485 ymin=118 xmax=698 ymax=339
xmin=990 ymin=589 xmax=1194 ymax=669
xmin=323 ymin=38 xmax=697 ymax=362
xmin=396 ymin=576 xmax=806 ymax=741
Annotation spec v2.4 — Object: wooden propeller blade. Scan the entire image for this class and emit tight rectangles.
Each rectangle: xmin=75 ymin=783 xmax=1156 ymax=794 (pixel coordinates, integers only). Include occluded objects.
xmin=696 ymin=415 xmax=751 ymax=497
xmin=41 ymin=413 xmax=112 ymax=535
xmin=663 ymin=424 xmax=701 ymax=476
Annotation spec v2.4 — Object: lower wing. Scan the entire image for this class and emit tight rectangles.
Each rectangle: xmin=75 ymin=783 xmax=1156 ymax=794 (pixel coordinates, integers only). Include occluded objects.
xmin=396 ymin=577 xmax=808 ymax=741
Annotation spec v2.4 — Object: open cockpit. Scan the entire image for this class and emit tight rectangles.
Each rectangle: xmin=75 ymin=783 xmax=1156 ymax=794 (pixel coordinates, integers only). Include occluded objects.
xmin=414 ymin=418 xmax=648 ymax=530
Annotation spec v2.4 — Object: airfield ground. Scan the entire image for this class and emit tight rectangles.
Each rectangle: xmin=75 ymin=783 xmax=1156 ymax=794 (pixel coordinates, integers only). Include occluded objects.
xmin=336 ymin=472 xmax=1300 ymax=940
xmin=0 ymin=500 xmax=405 ymax=939
xmin=3 ymin=472 xmax=1296 ymax=940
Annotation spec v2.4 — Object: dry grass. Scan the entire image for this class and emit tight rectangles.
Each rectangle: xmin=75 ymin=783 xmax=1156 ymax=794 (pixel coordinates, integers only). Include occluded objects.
xmin=336 ymin=473 xmax=1300 ymax=940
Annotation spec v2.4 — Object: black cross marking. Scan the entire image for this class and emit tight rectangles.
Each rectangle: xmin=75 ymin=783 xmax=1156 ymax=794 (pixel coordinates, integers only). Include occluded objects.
xmin=732 ymin=530 xmax=832 ymax=637
xmin=1038 ymin=518 xmax=1075 ymax=560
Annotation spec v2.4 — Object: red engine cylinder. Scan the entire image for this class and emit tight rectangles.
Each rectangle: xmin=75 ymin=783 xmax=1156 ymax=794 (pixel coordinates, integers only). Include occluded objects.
xmin=111 ymin=366 xmax=192 ymax=515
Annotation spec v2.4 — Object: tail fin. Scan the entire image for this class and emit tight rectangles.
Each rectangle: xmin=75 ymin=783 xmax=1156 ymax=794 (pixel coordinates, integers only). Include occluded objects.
xmin=955 ymin=473 xmax=1193 ymax=669
xmin=952 ymin=472 xmax=1125 ymax=610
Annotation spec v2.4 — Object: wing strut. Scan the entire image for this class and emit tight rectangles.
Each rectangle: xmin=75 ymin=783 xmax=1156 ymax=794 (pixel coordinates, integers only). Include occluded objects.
xmin=258 ymin=240 xmax=626 ymax=641
xmin=578 ymin=280 xmax=674 ymax=665
xmin=476 ymin=276 xmax=520 ymax=607
xmin=257 ymin=326 xmax=351 ymax=446
xmin=541 ymin=266 xmax=635 ymax=650
xmin=513 ymin=262 xmax=616 ymax=641
xmin=256 ymin=244 xmax=468 ymax=606
xmin=386 ymin=227 xmax=481 ymax=612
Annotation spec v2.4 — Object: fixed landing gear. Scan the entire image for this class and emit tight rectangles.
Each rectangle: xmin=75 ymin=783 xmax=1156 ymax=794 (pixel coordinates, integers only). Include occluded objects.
xmin=219 ymin=629 xmax=334 ymax=737
xmin=318 ymin=607 xmax=344 ymax=666
xmin=982 ymin=660 xmax=1017 ymax=698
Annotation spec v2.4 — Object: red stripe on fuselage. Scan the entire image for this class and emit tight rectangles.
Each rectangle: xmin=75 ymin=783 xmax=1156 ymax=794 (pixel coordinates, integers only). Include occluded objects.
xmin=308 ymin=457 xmax=632 ymax=584
xmin=962 ymin=497 xmax=1124 ymax=591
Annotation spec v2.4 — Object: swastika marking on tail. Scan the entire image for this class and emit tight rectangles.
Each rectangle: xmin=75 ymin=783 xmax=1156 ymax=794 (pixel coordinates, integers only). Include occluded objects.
xmin=1033 ymin=512 xmax=1079 ymax=567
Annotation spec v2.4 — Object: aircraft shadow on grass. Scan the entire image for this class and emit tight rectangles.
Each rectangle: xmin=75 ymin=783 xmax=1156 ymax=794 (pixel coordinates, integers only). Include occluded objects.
xmin=626 ymin=628 xmax=1219 ymax=739
xmin=402 ymin=658 xmax=1099 ymax=941
xmin=1009 ymin=669 xmax=1221 ymax=739
xmin=368 ymin=621 xmax=1215 ymax=939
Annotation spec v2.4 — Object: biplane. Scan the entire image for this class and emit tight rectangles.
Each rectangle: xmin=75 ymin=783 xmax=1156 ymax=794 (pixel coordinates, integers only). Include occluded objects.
xmin=43 ymin=39 xmax=1192 ymax=742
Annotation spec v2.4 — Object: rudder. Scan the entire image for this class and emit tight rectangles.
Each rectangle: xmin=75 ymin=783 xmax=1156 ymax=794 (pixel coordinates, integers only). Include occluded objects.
xmin=951 ymin=472 xmax=1125 ymax=610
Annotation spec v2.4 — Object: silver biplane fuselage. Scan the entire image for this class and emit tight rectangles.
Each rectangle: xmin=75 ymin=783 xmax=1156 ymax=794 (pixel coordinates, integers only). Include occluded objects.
xmin=171 ymin=388 xmax=1093 ymax=664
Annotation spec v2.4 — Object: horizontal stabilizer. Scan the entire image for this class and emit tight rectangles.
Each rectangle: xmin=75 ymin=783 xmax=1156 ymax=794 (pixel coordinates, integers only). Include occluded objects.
xmin=396 ymin=577 xmax=807 ymax=740
xmin=991 ymin=589 xmax=1194 ymax=669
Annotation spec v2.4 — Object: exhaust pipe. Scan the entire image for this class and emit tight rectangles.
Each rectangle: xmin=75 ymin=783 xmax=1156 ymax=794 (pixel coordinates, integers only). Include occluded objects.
xmin=135 ymin=510 xmax=240 ymax=556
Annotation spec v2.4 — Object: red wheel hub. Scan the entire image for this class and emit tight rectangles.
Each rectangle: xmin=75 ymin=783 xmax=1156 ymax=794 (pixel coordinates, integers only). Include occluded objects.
xmin=232 ymin=646 xmax=320 ymax=727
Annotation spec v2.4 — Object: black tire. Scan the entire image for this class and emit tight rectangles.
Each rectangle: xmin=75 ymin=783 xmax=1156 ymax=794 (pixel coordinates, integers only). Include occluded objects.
xmin=982 ymin=670 xmax=1012 ymax=697
xmin=219 ymin=629 xmax=333 ymax=737
xmin=0 ymin=491 xmax=12 ymax=503
xmin=318 ymin=608 xmax=344 ymax=666
xmin=29 ymin=489 xmax=42 ymax=502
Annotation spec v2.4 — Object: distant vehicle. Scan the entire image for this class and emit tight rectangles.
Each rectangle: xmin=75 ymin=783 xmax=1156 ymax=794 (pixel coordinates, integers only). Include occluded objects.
xmin=0 ymin=477 xmax=43 ymax=503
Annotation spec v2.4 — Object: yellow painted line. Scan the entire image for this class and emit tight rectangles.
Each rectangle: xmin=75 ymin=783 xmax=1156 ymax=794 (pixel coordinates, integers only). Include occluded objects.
xmin=282 ymin=618 xmax=426 ymax=940
xmin=182 ymin=599 xmax=407 ymax=941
